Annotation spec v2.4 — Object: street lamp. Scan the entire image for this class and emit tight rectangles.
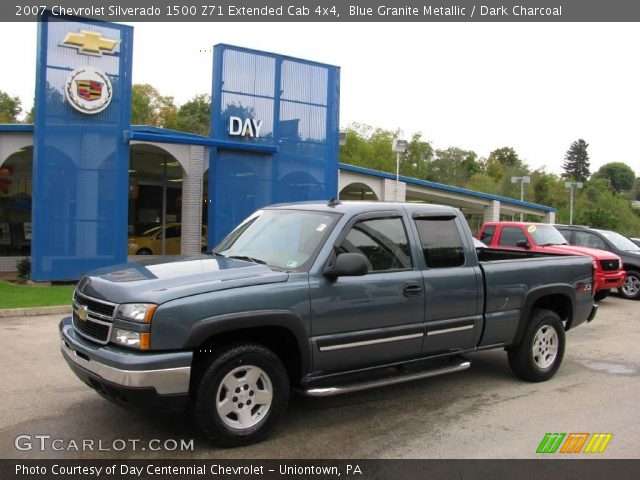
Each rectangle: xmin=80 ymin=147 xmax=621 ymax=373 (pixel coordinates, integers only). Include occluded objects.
xmin=565 ymin=181 xmax=583 ymax=225
xmin=338 ymin=130 xmax=347 ymax=146
xmin=511 ymin=176 xmax=531 ymax=221
xmin=392 ymin=136 xmax=408 ymax=202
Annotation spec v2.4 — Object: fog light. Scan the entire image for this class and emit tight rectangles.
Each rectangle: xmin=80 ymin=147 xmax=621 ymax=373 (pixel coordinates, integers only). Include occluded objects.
xmin=113 ymin=329 xmax=150 ymax=349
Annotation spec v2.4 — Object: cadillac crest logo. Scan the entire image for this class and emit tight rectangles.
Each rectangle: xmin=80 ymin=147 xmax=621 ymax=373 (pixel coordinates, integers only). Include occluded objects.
xmin=65 ymin=67 xmax=113 ymax=114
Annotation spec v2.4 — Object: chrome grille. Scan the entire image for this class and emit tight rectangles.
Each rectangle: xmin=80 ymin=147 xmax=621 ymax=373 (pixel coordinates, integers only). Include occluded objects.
xmin=72 ymin=291 xmax=118 ymax=344
xmin=600 ymin=259 xmax=620 ymax=272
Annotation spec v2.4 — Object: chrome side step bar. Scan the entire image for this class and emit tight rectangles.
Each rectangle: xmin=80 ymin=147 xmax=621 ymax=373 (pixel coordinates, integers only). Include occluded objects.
xmin=300 ymin=357 xmax=471 ymax=397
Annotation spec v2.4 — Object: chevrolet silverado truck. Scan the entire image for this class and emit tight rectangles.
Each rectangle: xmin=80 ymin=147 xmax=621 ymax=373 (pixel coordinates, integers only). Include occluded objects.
xmin=479 ymin=221 xmax=626 ymax=302
xmin=60 ymin=201 xmax=597 ymax=447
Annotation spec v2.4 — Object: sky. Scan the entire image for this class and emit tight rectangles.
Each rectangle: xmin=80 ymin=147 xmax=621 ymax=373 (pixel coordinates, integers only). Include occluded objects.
xmin=1 ymin=21 xmax=639 ymax=176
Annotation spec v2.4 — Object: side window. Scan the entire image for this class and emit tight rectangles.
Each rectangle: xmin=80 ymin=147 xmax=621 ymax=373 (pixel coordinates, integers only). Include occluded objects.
xmin=558 ymin=230 xmax=572 ymax=242
xmin=338 ymin=217 xmax=411 ymax=272
xmin=165 ymin=226 xmax=181 ymax=239
xmin=414 ymin=217 xmax=465 ymax=268
xmin=575 ymin=232 xmax=608 ymax=250
xmin=499 ymin=227 xmax=527 ymax=247
xmin=480 ymin=225 xmax=495 ymax=244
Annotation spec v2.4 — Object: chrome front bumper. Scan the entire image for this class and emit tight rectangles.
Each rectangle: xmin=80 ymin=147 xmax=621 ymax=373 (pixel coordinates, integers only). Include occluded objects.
xmin=60 ymin=317 xmax=192 ymax=396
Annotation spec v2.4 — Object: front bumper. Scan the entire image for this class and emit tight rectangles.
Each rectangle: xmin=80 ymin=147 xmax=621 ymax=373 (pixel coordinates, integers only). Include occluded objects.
xmin=59 ymin=317 xmax=192 ymax=410
xmin=594 ymin=270 xmax=626 ymax=291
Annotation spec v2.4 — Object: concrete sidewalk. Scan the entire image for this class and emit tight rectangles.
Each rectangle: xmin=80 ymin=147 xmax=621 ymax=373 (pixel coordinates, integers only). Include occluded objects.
xmin=0 ymin=305 xmax=70 ymax=318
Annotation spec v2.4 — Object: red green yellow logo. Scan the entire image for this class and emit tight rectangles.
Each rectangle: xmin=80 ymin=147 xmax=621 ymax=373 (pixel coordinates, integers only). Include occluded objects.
xmin=537 ymin=432 xmax=612 ymax=454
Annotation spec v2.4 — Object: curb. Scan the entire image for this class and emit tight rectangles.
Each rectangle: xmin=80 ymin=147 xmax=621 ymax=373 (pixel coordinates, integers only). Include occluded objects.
xmin=0 ymin=305 xmax=70 ymax=318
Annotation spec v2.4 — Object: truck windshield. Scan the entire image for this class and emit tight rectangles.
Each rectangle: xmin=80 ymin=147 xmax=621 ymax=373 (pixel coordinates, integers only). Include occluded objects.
xmin=214 ymin=209 xmax=339 ymax=270
xmin=595 ymin=229 xmax=640 ymax=252
xmin=529 ymin=225 xmax=568 ymax=246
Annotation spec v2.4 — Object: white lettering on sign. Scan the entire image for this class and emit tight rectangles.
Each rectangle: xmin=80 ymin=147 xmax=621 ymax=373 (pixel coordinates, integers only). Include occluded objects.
xmin=228 ymin=116 xmax=263 ymax=138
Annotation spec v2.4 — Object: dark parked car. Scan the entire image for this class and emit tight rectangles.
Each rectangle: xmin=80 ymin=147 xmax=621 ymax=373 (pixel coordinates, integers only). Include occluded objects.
xmin=555 ymin=225 xmax=640 ymax=300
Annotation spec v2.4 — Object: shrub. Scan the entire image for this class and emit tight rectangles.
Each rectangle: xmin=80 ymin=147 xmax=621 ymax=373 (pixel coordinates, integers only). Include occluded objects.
xmin=16 ymin=257 xmax=31 ymax=281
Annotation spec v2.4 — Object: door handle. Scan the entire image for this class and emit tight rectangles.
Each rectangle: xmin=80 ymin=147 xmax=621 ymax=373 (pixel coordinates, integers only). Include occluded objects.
xmin=403 ymin=284 xmax=423 ymax=297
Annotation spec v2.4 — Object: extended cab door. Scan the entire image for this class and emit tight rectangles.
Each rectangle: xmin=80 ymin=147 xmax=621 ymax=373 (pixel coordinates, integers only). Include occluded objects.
xmin=410 ymin=213 xmax=483 ymax=355
xmin=309 ymin=211 xmax=425 ymax=372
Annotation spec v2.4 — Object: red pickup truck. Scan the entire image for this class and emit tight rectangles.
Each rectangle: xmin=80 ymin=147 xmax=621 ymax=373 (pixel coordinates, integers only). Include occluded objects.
xmin=479 ymin=222 xmax=626 ymax=301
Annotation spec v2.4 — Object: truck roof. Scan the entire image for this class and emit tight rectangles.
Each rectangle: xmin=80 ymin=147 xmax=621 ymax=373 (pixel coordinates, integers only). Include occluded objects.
xmin=267 ymin=200 xmax=460 ymax=216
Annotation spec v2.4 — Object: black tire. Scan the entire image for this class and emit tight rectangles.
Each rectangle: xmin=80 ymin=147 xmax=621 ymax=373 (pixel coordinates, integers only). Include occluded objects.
xmin=193 ymin=343 xmax=289 ymax=447
xmin=136 ymin=248 xmax=152 ymax=255
xmin=619 ymin=270 xmax=640 ymax=300
xmin=594 ymin=289 xmax=610 ymax=302
xmin=508 ymin=308 xmax=565 ymax=382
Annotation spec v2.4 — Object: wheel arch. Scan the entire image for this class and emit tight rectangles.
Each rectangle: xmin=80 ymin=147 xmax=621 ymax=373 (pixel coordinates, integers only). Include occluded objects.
xmin=513 ymin=285 xmax=575 ymax=345
xmin=184 ymin=310 xmax=311 ymax=387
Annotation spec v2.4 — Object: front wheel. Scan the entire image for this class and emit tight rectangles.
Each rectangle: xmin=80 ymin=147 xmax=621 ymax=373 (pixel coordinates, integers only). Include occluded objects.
xmin=193 ymin=343 xmax=289 ymax=447
xmin=619 ymin=271 xmax=640 ymax=300
xmin=508 ymin=309 xmax=565 ymax=382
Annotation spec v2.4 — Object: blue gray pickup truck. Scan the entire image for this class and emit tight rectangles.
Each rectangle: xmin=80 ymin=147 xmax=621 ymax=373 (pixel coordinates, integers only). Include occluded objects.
xmin=60 ymin=201 xmax=597 ymax=446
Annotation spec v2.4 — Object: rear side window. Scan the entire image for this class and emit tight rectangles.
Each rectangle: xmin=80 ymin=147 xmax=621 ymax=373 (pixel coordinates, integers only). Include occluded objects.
xmin=414 ymin=218 xmax=465 ymax=268
xmin=499 ymin=227 xmax=527 ymax=247
xmin=480 ymin=225 xmax=495 ymax=244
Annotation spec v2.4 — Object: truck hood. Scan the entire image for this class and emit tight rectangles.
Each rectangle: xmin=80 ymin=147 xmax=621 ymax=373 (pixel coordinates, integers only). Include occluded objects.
xmin=75 ymin=255 xmax=289 ymax=305
xmin=538 ymin=244 xmax=620 ymax=261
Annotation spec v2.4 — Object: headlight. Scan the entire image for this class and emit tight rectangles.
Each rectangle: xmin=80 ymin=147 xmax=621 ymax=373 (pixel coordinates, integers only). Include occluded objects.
xmin=113 ymin=329 xmax=150 ymax=349
xmin=116 ymin=303 xmax=157 ymax=323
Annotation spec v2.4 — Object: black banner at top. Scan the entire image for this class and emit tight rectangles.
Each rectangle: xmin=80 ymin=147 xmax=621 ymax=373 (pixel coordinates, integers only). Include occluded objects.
xmin=5 ymin=0 xmax=640 ymax=22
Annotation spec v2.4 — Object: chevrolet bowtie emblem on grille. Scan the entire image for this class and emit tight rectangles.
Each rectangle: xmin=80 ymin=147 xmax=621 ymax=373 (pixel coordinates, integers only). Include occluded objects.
xmin=75 ymin=304 xmax=89 ymax=321
xmin=60 ymin=30 xmax=119 ymax=57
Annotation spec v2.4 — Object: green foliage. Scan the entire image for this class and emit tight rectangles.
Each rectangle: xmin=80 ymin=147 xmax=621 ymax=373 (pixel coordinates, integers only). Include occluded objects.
xmin=592 ymin=162 xmax=636 ymax=193
xmin=562 ymin=139 xmax=590 ymax=182
xmin=131 ymin=84 xmax=179 ymax=129
xmin=176 ymin=94 xmax=210 ymax=136
xmin=0 ymin=90 xmax=22 ymax=123
xmin=16 ymin=257 xmax=30 ymax=281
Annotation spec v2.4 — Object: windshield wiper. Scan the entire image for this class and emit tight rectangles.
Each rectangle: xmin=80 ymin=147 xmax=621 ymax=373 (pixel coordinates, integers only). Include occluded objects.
xmin=228 ymin=255 xmax=267 ymax=265
xmin=540 ymin=243 xmax=564 ymax=246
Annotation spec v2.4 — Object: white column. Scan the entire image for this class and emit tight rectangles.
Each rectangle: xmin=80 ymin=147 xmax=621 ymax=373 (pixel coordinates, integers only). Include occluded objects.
xmin=483 ymin=200 xmax=500 ymax=223
xmin=181 ymin=145 xmax=205 ymax=255
xmin=543 ymin=211 xmax=556 ymax=224
xmin=382 ymin=178 xmax=406 ymax=202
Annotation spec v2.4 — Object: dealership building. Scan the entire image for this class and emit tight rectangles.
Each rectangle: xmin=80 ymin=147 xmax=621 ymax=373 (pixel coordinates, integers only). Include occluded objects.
xmin=0 ymin=15 xmax=556 ymax=281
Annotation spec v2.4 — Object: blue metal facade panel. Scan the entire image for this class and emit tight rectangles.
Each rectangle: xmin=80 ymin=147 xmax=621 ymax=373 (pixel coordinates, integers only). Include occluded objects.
xmin=32 ymin=15 xmax=133 ymax=281
xmin=209 ymin=45 xmax=340 ymax=246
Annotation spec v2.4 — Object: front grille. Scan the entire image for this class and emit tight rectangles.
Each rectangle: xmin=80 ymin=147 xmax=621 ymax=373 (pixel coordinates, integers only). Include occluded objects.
xmin=73 ymin=315 xmax=110 ymax=342
xmin=72 ymin=291 xmax=117 ymax=344
xmin=74 ymin=292 xmax=115 ymax=317
xmin=600 ymin=259 xmax=620 ymax=271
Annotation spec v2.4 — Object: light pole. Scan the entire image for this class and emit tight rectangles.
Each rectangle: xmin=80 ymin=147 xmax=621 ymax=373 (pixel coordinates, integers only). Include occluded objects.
xmin=511 ymin=176 xmax=530 ymax=221
xmin=392 ymin=136 xmax=408 ymax=202
xmin=565 ymin=181 xmax=583 ymax=225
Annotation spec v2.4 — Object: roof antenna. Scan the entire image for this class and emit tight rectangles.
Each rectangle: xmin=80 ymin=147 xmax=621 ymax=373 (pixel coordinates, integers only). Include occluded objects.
xmin=327 ymin=197 xmax=341 ymax=207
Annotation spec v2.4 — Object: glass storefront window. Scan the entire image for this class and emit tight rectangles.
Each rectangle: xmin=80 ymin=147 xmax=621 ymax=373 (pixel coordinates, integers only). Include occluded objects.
xmin=0 ymin=146 xmax=33 ymax=257
xmin=128 ymin=145 xmax=183 ymax=255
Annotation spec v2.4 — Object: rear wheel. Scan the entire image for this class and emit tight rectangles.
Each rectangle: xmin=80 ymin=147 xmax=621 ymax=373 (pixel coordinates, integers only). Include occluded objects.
xmin=193 ymin=343 xmax=289 ymax=447
xmin=136 ymin=248 xmax=152 ymax=255
xmin=508 ymin=309 xmax=565 ymax=382
xmin=619 ymin=271 xmax=640 ymax=300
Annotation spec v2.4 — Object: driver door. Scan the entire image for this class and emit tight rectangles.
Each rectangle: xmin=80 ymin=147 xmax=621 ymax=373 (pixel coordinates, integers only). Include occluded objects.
xmin=309 ymin=212 xmax=425 ymax=373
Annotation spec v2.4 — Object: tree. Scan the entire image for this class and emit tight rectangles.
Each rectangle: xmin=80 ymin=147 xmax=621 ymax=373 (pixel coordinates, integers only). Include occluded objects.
xmin=488 ymin=147 xmax=522 ymax=168
xmin=400 ymin=133 xmax=433 ymax=179
xmin=0 ymin=91 xmax=22 ymax=123
xmin=562 ymin=139 xmax=590 ymax=182
xmin=428 ymin=147 xmax=479 ymax=186
xmin=176 ymin=94 xmax=210 ymax=136
xmin=592 ymin=162 xmax=636 ymax=193
xmin=131 ymin=84 xmax=178 ymax=129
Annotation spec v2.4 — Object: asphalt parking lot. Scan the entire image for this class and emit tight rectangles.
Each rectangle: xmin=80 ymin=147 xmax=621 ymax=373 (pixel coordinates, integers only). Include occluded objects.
xmin=1 ymin=296 xmax=638 ymax=459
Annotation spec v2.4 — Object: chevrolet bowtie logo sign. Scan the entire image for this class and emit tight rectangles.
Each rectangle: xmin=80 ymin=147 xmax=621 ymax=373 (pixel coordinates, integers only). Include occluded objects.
xmin=60 ymin=30 xmax=119 ymax=57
